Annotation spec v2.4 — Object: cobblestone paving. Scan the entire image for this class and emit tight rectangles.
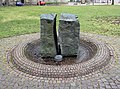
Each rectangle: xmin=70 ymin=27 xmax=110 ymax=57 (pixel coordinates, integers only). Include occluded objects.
xmin=0 ymin=33 xmax=120 ymax=89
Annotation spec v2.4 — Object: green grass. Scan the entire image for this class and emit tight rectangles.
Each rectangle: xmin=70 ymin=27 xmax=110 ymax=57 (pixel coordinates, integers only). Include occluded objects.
xmin=0 ymin=6 xmax=120 ymax=39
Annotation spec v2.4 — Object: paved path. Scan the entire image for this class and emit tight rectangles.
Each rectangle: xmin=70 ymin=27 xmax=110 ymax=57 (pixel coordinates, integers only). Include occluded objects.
xmin=0 ymin=33 xmax=120 ymax=89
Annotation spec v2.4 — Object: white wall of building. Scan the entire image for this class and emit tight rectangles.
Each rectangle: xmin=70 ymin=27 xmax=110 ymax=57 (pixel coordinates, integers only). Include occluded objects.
xmin=115 ymin=0 xmax=120 ymax=3
xmin=43 ymin=0 xmax=69 ymax=2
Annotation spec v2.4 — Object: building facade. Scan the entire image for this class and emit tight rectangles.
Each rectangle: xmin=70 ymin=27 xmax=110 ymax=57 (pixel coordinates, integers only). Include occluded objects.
xmin=0 ymin=0 xmax=119 ymax=6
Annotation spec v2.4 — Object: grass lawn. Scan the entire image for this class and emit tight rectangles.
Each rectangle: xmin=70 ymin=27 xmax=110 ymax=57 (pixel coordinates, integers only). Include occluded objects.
xmin=0 ymin=6 xmax=120 ymax=39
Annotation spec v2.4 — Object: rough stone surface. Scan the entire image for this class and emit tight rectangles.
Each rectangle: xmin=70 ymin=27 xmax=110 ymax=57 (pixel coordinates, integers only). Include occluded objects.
xmin=40 ymin=14 xmax=57 ymax=57
xmin=0 ymin=33 xmax=120 ymax=89
xmin=58 ymin=13 xmax=80 ymax=56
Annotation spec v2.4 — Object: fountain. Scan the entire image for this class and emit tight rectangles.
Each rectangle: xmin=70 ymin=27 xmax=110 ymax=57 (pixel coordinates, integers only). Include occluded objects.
xmin=7 ymin=13 xmax=115 ymax=79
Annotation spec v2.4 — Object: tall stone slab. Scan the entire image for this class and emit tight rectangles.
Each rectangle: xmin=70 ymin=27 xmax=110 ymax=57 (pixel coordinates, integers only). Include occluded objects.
xmin=40 ymin=14 xmax=57 ymax=57
xmin=58 ymin=13 xmax=80 ymax=56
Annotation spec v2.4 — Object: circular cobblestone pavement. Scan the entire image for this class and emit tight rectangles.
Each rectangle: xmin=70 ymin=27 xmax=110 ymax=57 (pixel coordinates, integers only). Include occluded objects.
xmin=8 ymin=34 xmax=113 ymax=79
xmin=0 ymin=33 xmax=120 ymax=89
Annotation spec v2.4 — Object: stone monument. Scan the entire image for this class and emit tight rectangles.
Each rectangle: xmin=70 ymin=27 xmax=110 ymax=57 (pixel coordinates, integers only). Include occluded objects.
xmin=40 ymin=13 xmax=80 ymax=61
xmin=40 ymin=14 xmax=58 ymax=57
xmin=58 ymin=13 xmax=80 ymax=56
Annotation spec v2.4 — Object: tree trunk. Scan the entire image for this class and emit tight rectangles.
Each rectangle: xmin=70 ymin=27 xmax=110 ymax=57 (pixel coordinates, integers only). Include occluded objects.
xmin=107 ymin=0 xmax=108 ymax=5
xmin=29 ymin=0 xmax=32 ymax=5
xmin=0 ymin=0 xmax=2 ymax=6
xmin=5 ymin=0 xmax=9 ymax=6
xmin=92 ymin=0 xmax=94 ymax=5
xmin=112 ymin=0 xmax=114 ymax=5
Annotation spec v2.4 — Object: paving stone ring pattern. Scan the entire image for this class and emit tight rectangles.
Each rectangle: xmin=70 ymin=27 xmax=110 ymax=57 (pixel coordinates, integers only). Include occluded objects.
xmin=7 ymin=34 xmax=115 ymax=79
xmin=1 ymin=33 xmax=120 ymax=89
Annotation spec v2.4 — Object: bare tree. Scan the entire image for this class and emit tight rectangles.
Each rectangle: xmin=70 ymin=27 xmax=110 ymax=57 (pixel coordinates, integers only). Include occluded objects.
xmin=112 ymin=0 xmax=114 ymax=5
xmin=5 ymin=0 xmax=9 ymax=6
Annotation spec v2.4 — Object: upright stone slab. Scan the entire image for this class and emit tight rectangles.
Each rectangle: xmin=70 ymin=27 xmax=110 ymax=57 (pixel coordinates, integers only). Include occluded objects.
xmin=40 ymin=14 xmax=57 ymax=57
xmin=58 ymin=13 xmax=80 ymax=56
